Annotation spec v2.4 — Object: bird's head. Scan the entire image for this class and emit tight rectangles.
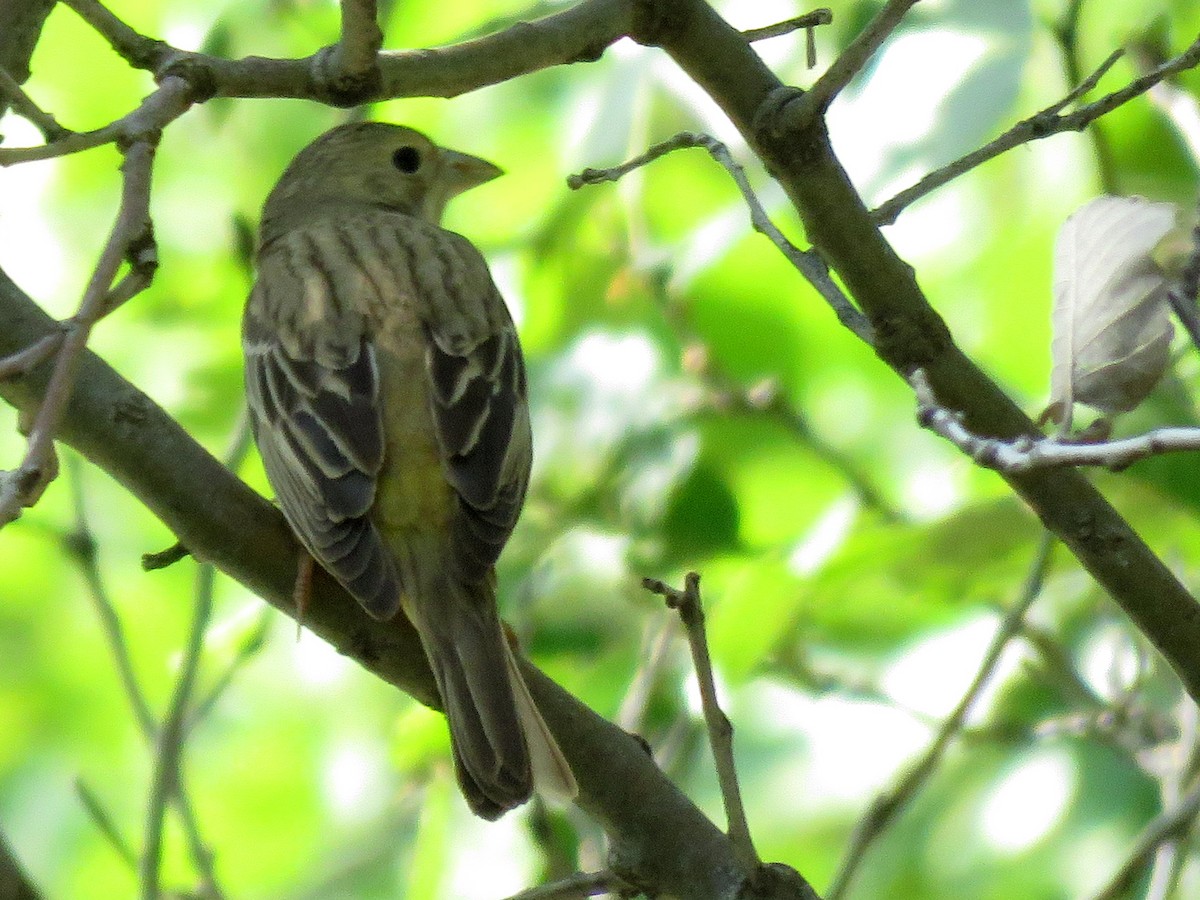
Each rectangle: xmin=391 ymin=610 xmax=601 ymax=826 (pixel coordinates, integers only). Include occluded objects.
xmin=261 ymin=122 xmax=503 ymax=238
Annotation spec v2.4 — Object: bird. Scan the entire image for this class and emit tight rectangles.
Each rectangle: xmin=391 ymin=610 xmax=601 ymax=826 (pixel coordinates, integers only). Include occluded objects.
xmin=241 ymin=121 xmax=576 ymax=819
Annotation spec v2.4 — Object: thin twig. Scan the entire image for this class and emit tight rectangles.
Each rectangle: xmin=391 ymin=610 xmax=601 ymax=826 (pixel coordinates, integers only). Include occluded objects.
xmin=642 ymin=573 xmax=760 ymax=875
xmin=1092 ymin=772 xmax=1200 ymax=899
xmin=504 ymin=869 xmax=629 ymax=899
xmin=0 ymin=79 xmax=193 ymax=526
xmin=65 ymin=462 xmax=223 ymax=897
xmin=1143 ymin=703 xmax=1200 ymax=899
xmin=75 ymin=778 xmax=138 ymax=870
xmin=826 ymin=532 xmax=1055 ymax=900
xmin=617 ymin=612 xmax=679 ymax=733
xmin=0 ymin=66 xmax=70 ymax=142
xmin=688 ymin=364 xmax=901 ymax=520
xmin=143 ymin=542 xmax=190 ymax=570
xmin=58 ymin=0 xmax=171 ymax=72
xmin=569 ymin=131 xmax=873 ymax=344
xmin=1139 ymin=49 xmax=1200 ymax=164
xmin=65 ymin=460 xmax=155 ymax=735
xmin=139 ymin=412 xmax=254 ymax=893
xmin=911 ymin=369 xmax=1200 ymax=471
xmin=1167 ymin=202 xmax=1200 ymax=353
xmin=187 ymin=610 xmax=271 ymax=731
xmin=872 ymin=46 xmax=1139 ymax=224
xmin=0 ymin=74 xmax=192 ymax=166
xmin=1044 ymin=49 xmax=1126 ymax=117
xmin=0 ymin=127 xmax=120 ymax=165
xmin=787 ymin=0 xmax=920 ymax=122
xmin=139 ymin=563 xmax=219 ymax=900
xmin=1051 ymin=0 xmax=1118 ymax=193
xmin=742 ymin=8 xmax=832 ymax=43
xmin=0 ymin=331 xmax=64 ymax=381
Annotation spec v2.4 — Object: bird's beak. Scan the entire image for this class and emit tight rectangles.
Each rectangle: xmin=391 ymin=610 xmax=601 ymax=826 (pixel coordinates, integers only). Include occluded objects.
xmin=443 ymin=149 xmax=504 ymax=193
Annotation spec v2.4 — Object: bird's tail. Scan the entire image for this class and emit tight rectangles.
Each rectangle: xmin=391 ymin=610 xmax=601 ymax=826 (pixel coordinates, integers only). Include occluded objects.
xmin=404 ymin=573 xmax=575 ymax=819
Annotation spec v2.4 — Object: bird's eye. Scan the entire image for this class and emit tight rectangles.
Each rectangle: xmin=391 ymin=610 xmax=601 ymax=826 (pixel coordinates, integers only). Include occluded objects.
xmin=392 ymin=146 xmax=421 ymax=173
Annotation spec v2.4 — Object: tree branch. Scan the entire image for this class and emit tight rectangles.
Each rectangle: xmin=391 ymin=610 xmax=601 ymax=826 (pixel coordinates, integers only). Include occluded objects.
xmin=0 ymin=64 xmax=70 ymax=141
xmin=0 ymin=265 xmax=791 ymax=900
xmin=0 ymin=74 xmax=193 ymax=165
xmin=742 ymin=9 xmax=832 ymax=44
xmin=827 ymin=532 xmax=1055 ymax=899
xmin=786 ymin=0 xmax=919 ymax=123
xmin=46 ymin=0 xmax=635 ymax=109
xmin=643 ymin=573 xmax=760 ymax=876
xmin=633 ymin=0 xmax=1200 ymax=707
xmin=871 ymin=39 xmax=1200 ymax=225
xmin=1093 ymin=772 xmax=1200 ymax=899
xmin=320 ymin=0 xmax=383 ymax=106
xmin=910 ymin=369 xmax=1200 ymax=472
xmin=0 ymin=0 xmax=55 ymax=123
xmin=65 ymin=464 xmax=223 ymax=896
xmin=139 ymin=565 xmax=218 ymax=900
xmin=569 ymin=130 xmax=872 ymax=343
xmin=0 ymin=75 xmax=183 ymax=523
xmin=74 ymin=778 xmax=138 ymax=871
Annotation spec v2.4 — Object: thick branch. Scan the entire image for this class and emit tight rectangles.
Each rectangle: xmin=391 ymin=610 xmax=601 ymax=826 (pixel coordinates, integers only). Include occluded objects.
xmin=0 ymin=267 xmax=778 ymax=900
xmin=636 ymin=0 xmax=1200 ymax=705
xmin=46 ymin=0 xmax=635 ymax=109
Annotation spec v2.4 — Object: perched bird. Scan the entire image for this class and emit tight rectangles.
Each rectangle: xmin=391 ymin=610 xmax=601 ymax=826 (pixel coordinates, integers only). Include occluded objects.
xmin=242 ymin=122 xmax=576 ymax=819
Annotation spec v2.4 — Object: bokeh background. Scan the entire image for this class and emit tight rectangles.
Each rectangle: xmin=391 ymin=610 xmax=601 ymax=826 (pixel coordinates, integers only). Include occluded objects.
xmin=4 ymin=0 xmax=1200 ymax=897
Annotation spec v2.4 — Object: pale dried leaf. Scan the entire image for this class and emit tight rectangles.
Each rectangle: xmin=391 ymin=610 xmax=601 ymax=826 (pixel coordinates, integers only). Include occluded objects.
xmin=1049 ymin=195 xmax=1177 ymax=422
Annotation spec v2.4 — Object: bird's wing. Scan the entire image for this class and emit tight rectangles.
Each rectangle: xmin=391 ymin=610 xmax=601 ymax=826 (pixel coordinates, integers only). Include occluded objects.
xmin=242 ymin=227 xmax=402 ymax=619
xmin=408 ymin=224 xmax=532 ymax=582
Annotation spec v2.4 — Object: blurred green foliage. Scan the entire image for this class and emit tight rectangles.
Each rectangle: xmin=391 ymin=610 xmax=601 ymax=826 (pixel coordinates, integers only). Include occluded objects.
xmin=3 ymin=0 xmax=1200 ymax=897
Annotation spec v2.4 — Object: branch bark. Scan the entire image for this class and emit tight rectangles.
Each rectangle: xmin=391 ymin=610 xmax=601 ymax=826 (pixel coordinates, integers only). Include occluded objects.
xmin=630 ymin=0 xmax=1200 ymax=704
xmin=0 ymin=265 xmax=805 ymax=900
xmin=0 ymin=0 xmax=55 ymax=113
xmin=47 ymin=0 xmax=633 ymax=107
